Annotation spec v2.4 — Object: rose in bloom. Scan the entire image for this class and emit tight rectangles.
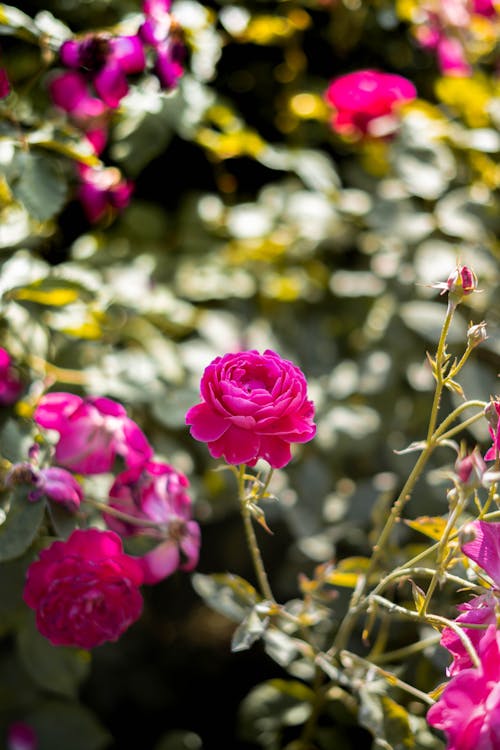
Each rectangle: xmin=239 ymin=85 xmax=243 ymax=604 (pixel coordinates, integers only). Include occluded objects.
xmin=185 ymin=349 xmax=316 ymax=469
xmin=0 ymin=347 xmax=23 ymax=406
xmin=440 ymin=521 xmax=500 ymax=674
xmin=104 ymin=461 xmax=200 ymax=584
xmin=33 ymin=392 xmax=152 ymax=474
xmin=57 ymin=33 xmax=146 ymax=108
xmin=325 ymin=69 xmax=416 ymax=140
xmin=6 ymin=462 xmax=83 ymax=512
xmin=76 ymin=163 xmax=134 ymax=223
xmin=427 ymin=625 xmax=500 ymax=749
xmin=23 ymin=528 xmax=144 ymax=648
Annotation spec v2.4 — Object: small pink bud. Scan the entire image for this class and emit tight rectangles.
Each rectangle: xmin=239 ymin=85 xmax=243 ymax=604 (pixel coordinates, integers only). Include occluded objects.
xmin=431 ymin=264 xmax=478 ymax=305
xmin=467 ymin=321 xmax=487 ymax=348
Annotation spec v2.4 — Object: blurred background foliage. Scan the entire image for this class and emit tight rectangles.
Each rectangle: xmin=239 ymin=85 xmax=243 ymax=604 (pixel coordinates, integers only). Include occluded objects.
xmin=0 ymin=0 xmax=499 ymax=747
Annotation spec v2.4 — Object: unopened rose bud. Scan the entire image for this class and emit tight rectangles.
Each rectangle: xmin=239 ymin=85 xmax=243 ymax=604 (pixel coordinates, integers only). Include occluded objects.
xmin=484 ymin=399 xmax=500 ymax=431
xmin=431 ymin=264 xmax=479 ymax=305
xmin=467 ymin=321 xmax=487 ymax=348
xmin=455 ymin=447 xmax=486 ymax=488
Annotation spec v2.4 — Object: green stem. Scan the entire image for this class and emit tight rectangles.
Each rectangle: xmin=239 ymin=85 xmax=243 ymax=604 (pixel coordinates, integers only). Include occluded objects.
xmin=434 ymin=400 xmax=486 ymax=439
xmin=426 ymin=300 xmax=455 ymax=443
xmin=238 ymin=465 xmax=275 ymax=601
xmin=84 ymin=497 xmax=163 ymax=529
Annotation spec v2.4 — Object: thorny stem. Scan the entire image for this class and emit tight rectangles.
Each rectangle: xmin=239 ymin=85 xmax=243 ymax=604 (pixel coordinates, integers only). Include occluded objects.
xmin=237 ymin=464 xmax=275 ymax=602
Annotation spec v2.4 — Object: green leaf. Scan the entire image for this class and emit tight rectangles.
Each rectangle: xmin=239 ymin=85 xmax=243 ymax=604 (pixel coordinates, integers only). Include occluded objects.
xmin=0 ymin=550 xmax=33 ymax=635
xmin=238 ymin=679 xmax=314 ymax=750
xmin=46 ymin=501 xmax=78 ymax=539
xmin=231 ymin=607 xmax=269 ymax=652
xmin=191 ymin=572 xmax=259 ymax=622
xmin=0 ymin=489 xmax=46 ymax=562
xmin=17 ymin=615 xmax=91 ymax=698
xmin=153 ymin=730 xmax=203 ymax=750
xmin=25 ymin=700 xmax=111 ymax=750
xmin=11 ymin=152 xmax=68 ymax=222
xmin=381 ymin=696 xmax=415 ymax=750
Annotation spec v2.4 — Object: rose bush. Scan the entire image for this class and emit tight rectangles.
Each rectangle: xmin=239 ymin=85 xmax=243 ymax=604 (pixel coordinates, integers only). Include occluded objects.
xmin=23 ymin=529 xmax=144 ymax=649
xmin=185 ymin=349 xmax=316 ymax=469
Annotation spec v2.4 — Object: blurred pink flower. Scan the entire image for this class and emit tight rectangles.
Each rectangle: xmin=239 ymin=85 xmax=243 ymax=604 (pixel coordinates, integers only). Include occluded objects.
xmin=325 ymin=69 xmax=416 ymax=140
xmin=33 ymin=392 xmax=152 ymax=474
xmin=23 ymin=528 xmax=144 ymax=648
xmin=76 ymin=163 xmax=134 ymax=223
xmin=186 ymin=349 xmax=316 ymax=469
xmin=140 ymin=0 xmax=185 ymax=90
xmin=436 ymin=36 xmax=472 ymax=76
xmin=7 ymin=722 xmax=37 ymax=750
xmin=105 ymin=460 xmax=200 ymax=584
xmin=484 ymin=401 xmax=500 ymax=462
xmin=427 ymin=625 xmax=500 ymax=749
xmin=0 ymin=347 xmax=23 ymax=406
xmin=0 ymin=67 xmax=10 ymax=98
xmin=48 ymin=71 xmax=109 ymax=154
xmin=59 ymin=33 xmax=145 ymax=108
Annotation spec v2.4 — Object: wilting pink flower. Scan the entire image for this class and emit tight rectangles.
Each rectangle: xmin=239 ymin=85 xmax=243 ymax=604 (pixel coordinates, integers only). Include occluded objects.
xmin=104 ymin=460 xmax=200 ymax=584
xmin=58 ymin=33 xmax=145 ymax=108
xmin=440 ymin=521 xmax=500 ymax=674
xmin=76 ymin=163 xmax=134 ymax=223
xmin=0 ymin=67 xmax=10 ymax=98
xmin=186 ymin=349 xmax=316 ymax=469
xmin=0 ymin=348 xmax=23 ymax=406
xmin=325 ymin=69 xmax=416 ymax=140
xmin=33 ymin=392 xmax=152 ymax=474
xmin=7 ymin=722 xmax=37 ymax=750
xmin=6 ymin=462 xmax=83 ymax=512
xmin=23 ymin=528 xmax=144 ymax=648
xmin=427 ymin=625 xmax=500 ymax=749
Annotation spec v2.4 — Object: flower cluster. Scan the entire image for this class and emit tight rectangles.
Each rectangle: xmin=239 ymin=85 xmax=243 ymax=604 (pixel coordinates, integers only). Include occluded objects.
xmin=427 ymin=521 xmax=500 ymax=748
xmin=19 ymin=390 xmax=200 ymax=649
xmin=48 ymin=0 xmax=186 ymax=222
xmin=324 ymin=69 xmax=417 ymax=141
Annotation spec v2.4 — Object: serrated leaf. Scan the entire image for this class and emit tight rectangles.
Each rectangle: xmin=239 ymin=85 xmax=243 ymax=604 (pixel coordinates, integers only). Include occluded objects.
xmin=404 ymin=516 xmax=453 ymax=542
xmin=11 ymin=153 xmax=67 ymax=222
xmin=191 ymin=572 xmax=259 ymax=622
xmin=17 ymin=616 xmax=91 ymax=697
xmin=0 ymin=488 xmax=46 ymax=561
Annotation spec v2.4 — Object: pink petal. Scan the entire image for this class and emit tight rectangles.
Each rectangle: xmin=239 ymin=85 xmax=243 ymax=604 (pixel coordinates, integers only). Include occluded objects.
xmin=185 ymin=402 xmax=229 ymax=441
xmin=94 ymin=62 xmax=129 ymax=108
xmin=110 ymin=35 xmax=146 ymax=73
xmin=34 ymin=392 xmax=82 ymax=431
xmin=258 ymin=436 xmax=292 ymax=469
xmin=207 ymin=426 xmax=260 ymax=465
xmin=462 ymin=521 xmax=500 ymax=586
xmin=141 ymin=540 xmax=180 ymax=584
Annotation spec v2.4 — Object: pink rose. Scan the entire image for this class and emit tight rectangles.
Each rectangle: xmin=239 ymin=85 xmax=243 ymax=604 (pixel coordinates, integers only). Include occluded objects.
xmin=33 ymin=392 xmax=152 ymax=475
xmin=23 ymin=529 xmax=144 ymax=649
xmin=185 ymin=349 xmax=316 ymax=469
xmin=440 ymin=593 xmax=497 ymax=675
xmin=325 ymin=69 xmax=416 ymax=140
xmin=105 ymin=461 xmax=200 ymax=584
xmin=427 ymin=625 xmax=500 ymax=749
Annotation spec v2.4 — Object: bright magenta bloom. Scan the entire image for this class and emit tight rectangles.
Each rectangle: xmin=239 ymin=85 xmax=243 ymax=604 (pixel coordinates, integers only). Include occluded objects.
xmin=76 ymin=163 xmax=134 ymax=223
xmin=427 ymin=625 xmax=500 ymax=749
xmin=105 ymin=460 xmax=201 ymax=584
xmin=58 ymin=33 xmax=145 ymax=108
xmin=185 ymin=349 xmax=316 ymax=469
xmin=23 ymin=529 xmax=144 ymax=648
xmin=139 ymin=0 xmax=185 ymax=90
xmin=440 ymin=521 xmax=500 ymax=674
xmin=325 ymin=69 xmax=416 ymax=140
xmin=0 ymin=347 xmax=23 ymax=405
xmin=33 ymin=392 xmax=152 ymax=474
